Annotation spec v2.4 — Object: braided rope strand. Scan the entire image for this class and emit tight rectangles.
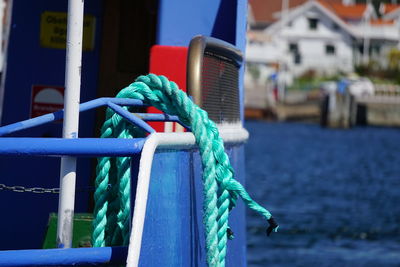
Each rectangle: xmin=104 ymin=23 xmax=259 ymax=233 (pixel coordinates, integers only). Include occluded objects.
xmin=92 ymin=109 xmax=116 ymax=247
xmin=92 ymin=74 xmax=277 ymax=266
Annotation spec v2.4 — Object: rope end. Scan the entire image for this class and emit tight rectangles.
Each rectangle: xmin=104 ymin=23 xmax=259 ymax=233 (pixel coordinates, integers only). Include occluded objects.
xmin=266 ymin=217 xmax=279 ymax=236
xmin=227 ymin=227 xmax=235 ymax=240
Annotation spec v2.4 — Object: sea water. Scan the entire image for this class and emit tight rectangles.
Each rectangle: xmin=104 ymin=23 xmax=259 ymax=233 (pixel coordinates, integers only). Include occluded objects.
xmin=245 ymin=121 xmax=400 ymax=267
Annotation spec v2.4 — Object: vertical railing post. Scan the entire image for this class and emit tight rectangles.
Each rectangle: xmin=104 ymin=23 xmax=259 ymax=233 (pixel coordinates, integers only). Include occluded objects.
xmin=56 ymin=0 xmax=84 ymax=248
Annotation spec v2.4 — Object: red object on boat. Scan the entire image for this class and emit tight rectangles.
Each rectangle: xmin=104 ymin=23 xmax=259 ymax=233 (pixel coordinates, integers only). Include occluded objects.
xmin=148 ymin=45 xmax=188 ymax=132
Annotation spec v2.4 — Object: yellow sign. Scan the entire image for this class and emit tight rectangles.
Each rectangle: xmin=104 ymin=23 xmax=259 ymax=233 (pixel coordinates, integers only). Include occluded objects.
xmin=40 ymin=11 xmax=96 ymax=51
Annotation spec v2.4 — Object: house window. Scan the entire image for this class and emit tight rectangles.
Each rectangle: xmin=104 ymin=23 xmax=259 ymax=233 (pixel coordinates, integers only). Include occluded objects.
xmin=294 ymin=53 xmax=301 ymax=65
xmin=289 ymin=43 xmax=298 ymax=53
xmin=358 ymin=45 xmax=364 ymax=54
xmin=372 ymin=45 xmax=381 ymax=54
xmin=326 ymin=44 xmax=335 ymax=55
xmin=332 ymin=23 xmax=340 ymax=31
xmin=308 ymin=18 xmax=318 ymax=30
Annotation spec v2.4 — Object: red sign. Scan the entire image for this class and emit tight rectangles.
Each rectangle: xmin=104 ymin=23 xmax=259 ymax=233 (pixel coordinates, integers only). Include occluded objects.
xmin=31 ymin=85 xmax=64 ymax=118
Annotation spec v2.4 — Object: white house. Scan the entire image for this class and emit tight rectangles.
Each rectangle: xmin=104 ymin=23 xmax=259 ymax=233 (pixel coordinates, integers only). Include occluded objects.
xmin=246 ymin=0 xmax=400 ymax=82
xmin=247 ymin=0 xmax=358 ymax=82
xmin=379 ymin=3 xmax=400 ymax=50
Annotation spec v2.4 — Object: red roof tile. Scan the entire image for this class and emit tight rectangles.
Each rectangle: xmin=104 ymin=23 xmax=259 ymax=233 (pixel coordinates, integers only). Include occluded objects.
xmin=370 ymin=18 xmax=395 ymax=25
xmin=249 ymin=0 xmax=366 ymax=25
xmin=381 ymin=4 xmax=400 ymax=15
xmin=249 ymin=0 xmax=308 ymax=24
xmin=319 ymin=0 xmax=368 ymax=20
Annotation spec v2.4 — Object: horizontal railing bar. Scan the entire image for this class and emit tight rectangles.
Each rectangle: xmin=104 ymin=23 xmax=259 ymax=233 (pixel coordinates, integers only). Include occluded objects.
xmin=0 ymin=246 xmax=128 ymax=266
xmin=0 ymin=98 xmax=145 ymax=137
xmin=135 ymin=113 xmax=180 ymax=122
xmin=107 ymin=102 xmax=156 ymax=134
xmin=135 ymin=113 xmax=191 ymax=130
xmin=0 ymin=138 xmax=145 ymax=157
xmin=0 ymin=111 xmax=63 ymax=137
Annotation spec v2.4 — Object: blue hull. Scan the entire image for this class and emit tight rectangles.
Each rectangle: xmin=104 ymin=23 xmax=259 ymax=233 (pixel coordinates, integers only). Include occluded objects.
xmin=0 ymin=146 xmax=247 ymax=266
xmin=139 ymin=147 xmax=246 ymax=266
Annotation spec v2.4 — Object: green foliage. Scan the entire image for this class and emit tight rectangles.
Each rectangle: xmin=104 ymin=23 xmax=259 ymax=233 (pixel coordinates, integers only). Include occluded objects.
xmin=388 ymin=48 xmax=400 ymax=70
xmin=289 ymin=69 xmax=341 ymax=91
xmin=355 ymin=50 xmax=400 ymax=85
xmin=247 ymin=63 xmax=261 ymax=81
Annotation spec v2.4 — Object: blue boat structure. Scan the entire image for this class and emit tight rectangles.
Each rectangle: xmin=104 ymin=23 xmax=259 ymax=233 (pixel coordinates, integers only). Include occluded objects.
xmin=0 ymin=1 xmax=276 ymax=266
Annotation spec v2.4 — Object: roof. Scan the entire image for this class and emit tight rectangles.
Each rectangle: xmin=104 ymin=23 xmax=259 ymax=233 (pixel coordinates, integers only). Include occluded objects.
xmin=318 ymin=1 xmax=369 ymax=20
xmin=381 ymin=3 xmax=400 ymax=20
xmin=265 ymin=0 xmax=357 ymax=38
xmin=249 ymin=0 xmax=373 ymax=25
xmin=380 ymin=3 xmax=400 ymax=15
xmin=248 ymin=0 xmax=308 ymax=24
xmin=370 ymin=18 xmax=395 ymax=26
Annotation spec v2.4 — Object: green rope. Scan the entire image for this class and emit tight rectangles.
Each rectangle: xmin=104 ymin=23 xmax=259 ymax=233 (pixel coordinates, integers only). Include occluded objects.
xmin=92 ymin=74 xmax=278 ymax=266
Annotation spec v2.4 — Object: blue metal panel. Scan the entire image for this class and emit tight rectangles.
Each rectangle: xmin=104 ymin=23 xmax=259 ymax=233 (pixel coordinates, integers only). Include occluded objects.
xmin=139 ymin=150 xmax=192 ymax=266
xmin=0 ymin=0 xmax=103 ymax=249
xmin=236 ymin=0 xmax=248 ymax=123
xmin=235 ymin=0 xmax=247 ymax=53
xmin=225 ymin=145 xmax=247 ymax=267
xmin=154 ymin=7 xmax=248 ymax=263
xmin=138 ymin=145 xmax=246 ymax=266
xmin=0 ymin=246 xmax=127 ymax=266
xmin=156 ymin=0 xmax=237 ymax=46
xmin=156 ymin=0 xmax=247 ymax=122
xmin=1 ymin=0 xmax=103 ymax=135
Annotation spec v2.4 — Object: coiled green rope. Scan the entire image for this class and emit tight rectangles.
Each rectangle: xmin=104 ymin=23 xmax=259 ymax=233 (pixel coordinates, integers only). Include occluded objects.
xmin=92 ymin=74 xmax=278 ymax=266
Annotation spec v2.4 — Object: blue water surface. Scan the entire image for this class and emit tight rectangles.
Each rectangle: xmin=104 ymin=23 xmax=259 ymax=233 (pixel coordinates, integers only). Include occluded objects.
xmin=245 ymin=121 xmax=400 ymax=267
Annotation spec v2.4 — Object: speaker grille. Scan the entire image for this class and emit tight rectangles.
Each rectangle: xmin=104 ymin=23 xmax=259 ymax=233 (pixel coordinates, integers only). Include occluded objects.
xmin=201 ymin=51 xmax=240 ymax=123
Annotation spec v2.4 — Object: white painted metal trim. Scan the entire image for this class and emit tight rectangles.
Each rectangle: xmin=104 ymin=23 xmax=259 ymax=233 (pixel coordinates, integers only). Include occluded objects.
xmin=0 ymin=0 xmax=14 ymax=125
xmin=126 ymin=127 xmax=248 ymax=266
xmin=57 ymin=0 xmax=84 ymax=248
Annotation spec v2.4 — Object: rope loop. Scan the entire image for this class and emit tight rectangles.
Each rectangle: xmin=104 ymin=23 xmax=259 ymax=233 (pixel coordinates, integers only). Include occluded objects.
xmin=92 ymin=74 xmax=278 ymax=266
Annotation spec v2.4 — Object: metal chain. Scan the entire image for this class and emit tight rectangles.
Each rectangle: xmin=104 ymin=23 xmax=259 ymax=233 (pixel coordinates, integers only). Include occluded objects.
xmin=0 ymin=183 xmax=95 ymax=194
xmin=0 ymin=183 xmax=59 ymax=194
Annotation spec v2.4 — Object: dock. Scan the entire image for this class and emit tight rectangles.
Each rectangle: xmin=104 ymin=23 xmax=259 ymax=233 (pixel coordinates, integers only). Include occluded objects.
xmin=245 ymin=83 xmax=400 ymax=127
xmin=321 ymin=86 xmax=400 ymax=128
xmin=244 ymin=84 xmax=321 ymax=121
